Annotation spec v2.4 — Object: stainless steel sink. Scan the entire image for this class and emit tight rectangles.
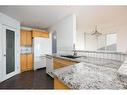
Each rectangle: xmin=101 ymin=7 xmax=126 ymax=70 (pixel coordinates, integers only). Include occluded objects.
xmin=60 ymin=55 xmax=80 ymax=59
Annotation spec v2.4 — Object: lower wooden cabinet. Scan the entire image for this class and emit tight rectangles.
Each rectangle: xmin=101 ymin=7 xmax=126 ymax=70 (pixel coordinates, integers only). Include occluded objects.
xmin=20 ymin=54 xmax=27 ymax=72
xmin=53 ymin=58 xmax=78 ymax=89
xmin=27 ymin=54 xmax=33 ymax=70
xmin=53 ymin=58 xmax=78 ymax=69
xmin=20 ymin=54 xmax=33 ymax=72
xmin=54 ymin=77 xmax=69 ymax=89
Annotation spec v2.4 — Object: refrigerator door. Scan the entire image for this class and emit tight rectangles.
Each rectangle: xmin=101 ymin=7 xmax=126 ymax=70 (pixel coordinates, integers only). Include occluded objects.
xmin=33 ymin=38 xmax=51 ymax=56
xmin=33 ymin=37 xmax=51 ymax=70
xmin=34 ymin=56 xmax=46 ymax=70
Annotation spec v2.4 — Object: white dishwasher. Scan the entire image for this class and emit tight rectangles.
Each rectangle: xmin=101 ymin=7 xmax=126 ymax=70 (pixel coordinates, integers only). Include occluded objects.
xmin=46 ymin=55 xmax=54 ymax=78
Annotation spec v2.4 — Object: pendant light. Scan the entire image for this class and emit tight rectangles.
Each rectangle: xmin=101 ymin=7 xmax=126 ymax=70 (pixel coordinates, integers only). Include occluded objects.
xmin=91 ymin=25 xmax=102 ymax=37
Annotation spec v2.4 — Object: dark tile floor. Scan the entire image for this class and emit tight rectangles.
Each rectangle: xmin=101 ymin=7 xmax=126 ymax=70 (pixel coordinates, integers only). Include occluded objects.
xmin=0 ymin=68 xmax=54 ymax=89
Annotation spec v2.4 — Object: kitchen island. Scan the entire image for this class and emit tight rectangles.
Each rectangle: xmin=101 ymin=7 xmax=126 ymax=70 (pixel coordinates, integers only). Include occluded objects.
xmin=50 ymin=54 xmax=127 ymax=89
xmin=54 ymin=62 xmax=127 ymax=89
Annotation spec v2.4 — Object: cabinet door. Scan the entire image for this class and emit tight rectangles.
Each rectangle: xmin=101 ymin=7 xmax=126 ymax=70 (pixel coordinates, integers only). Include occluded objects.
xmin=40 ymin=32 xmax=49 ymax=38
xmin=32 ymin=30 xmax=49 ymax=38
xmin=20 ymin=54 xmax=27 ymax=72
xmin=54 ymin=77 xmax=69 ymax=89
xmin=20 ymin=30 xmax=27 ymax=46
xmin=27 ymin=54 xmax=33 ymax=70
xmin=26 ymin=31 xmax=32 ymax=46
xmin=32 ymin=31 xmax=39 ymax=37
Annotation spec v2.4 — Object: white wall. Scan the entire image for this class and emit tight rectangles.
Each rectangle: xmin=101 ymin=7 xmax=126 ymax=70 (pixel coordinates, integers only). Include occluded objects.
xmin=0 ymin=24 xmax=2 ymax=82
xmin=97 ymin=24 xmax=127 ymax=52
xmin=49 ymin=14 xmax=76 ymax=54
xmin=0 ymin=12 xmax=20 ymax=29
xmin=85 ymin=33 xmax=98 ymax=51
xmin=76 ymin=24 xmax=127 ymax=52
xmin=114 ymin=25 xmax=127 ymax=52
xmin=76 ymin=31 xmax=97 ymax=51
xmin=75 ymin=31 xmax=85 ymax=50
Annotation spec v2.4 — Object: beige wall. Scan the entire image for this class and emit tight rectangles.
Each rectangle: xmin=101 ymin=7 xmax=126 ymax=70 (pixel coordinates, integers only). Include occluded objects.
xmin=117 ymin=25 xmax=127 ymax=52
xmin=101 ymin=24 xmax=127 ymax=52
xmin=76 ymin=23 xmax=127 ymax=52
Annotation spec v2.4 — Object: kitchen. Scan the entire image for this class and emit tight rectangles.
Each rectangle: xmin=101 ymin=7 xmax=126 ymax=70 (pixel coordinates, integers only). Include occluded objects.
xmin=0 ymin=6 xmax=127 ymax=90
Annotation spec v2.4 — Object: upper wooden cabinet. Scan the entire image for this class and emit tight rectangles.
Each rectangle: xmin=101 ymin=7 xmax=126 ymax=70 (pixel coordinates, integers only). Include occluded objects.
xmin=20 ymin=30 xmax=27 ymax=46
xmin=32 ymin=29 xmax=49 ymax=38
xmin=20 ymin=30 xmax=32 ymax=46
xmin=26 ymin=31 xmax=32 ymax=46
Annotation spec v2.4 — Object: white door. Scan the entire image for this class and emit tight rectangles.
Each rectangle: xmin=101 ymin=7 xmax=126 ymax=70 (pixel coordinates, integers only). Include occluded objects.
xmin=2 ymin=25 xmax=18 ymax=80
xmin=33 ymin=38 xmax=51 ymax=56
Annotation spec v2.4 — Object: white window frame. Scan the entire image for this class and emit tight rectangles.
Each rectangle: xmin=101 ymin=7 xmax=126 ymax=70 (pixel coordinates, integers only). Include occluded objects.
xmin=97 ymin=33 xmax=117 ymax=52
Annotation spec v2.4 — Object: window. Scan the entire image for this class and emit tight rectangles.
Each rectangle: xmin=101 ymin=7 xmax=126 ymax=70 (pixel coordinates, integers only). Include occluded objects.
xmin=97 ymin=33 xmax=117 ymax=51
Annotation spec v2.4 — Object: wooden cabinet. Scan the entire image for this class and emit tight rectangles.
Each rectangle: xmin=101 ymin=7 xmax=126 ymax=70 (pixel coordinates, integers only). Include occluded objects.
xmin=20 ymin=54 xmax=27 ymax=72
xmin=20 ymin=30 xmax=27 ymax=46
xmin=53 ymin=58 xmax=78 ymax=89
xmin=32 ymin=29 xmax=49 ymax=38
xmin=20 ymin=54 xmax=33 ymax=72
xmin=26 ymin=31 xmax=32 ymax=46
xmin=27 ymin=54 xmax=33 ymax=70
xmin=54 ymin=77 xmax=69 ymax=89
xmin=20 ymin=30 xmax=32 ymax=46
xmin=53 ymin=58 xmax=78 ymax=69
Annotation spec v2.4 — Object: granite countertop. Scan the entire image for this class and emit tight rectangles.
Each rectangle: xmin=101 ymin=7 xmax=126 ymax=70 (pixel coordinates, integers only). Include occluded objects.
xmin=47 ymin=54 xmax=122 ymax=69
xmin=46 ymin=54 xmax=127 ymax=89
xmin=53 ymin=62 xmax=127 ymax=89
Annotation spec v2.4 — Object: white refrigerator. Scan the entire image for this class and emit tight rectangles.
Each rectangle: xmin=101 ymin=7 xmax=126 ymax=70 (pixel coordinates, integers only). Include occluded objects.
xmin=33 ymin=37 xmax=51 ymax=70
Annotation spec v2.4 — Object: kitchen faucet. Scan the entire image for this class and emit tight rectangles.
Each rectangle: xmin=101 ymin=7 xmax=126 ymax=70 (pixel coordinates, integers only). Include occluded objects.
xmin=73 ymin=44 xmax=77 ymax=56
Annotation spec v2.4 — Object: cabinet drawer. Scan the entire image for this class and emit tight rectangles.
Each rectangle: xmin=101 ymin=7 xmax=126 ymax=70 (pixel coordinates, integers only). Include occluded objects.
xmin=53 ymin=58 xmax=78 ymax=69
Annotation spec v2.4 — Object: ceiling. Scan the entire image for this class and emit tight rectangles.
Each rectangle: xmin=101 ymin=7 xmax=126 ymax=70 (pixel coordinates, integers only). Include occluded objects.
xmin=0 ymin=6 xmax=127 ymax=32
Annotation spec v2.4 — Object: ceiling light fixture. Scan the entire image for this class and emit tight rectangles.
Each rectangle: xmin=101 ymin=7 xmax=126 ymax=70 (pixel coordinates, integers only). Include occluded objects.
xmin=91 ymin=25 xmax=102 ymax=37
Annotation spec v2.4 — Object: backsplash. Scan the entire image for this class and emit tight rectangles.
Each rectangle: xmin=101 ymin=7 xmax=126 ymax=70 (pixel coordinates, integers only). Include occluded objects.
xmin=20 ymin=46 xmax=32 ymax=54
xmin=58 ymin=50 xmax=126 ymax=62
xmin=76 ymin=50 xmax=126 ymax=62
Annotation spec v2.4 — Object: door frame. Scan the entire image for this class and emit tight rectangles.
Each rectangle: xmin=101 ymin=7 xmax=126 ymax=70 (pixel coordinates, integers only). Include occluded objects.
xmin=2 ymin=25 xmax=19 ymax=80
